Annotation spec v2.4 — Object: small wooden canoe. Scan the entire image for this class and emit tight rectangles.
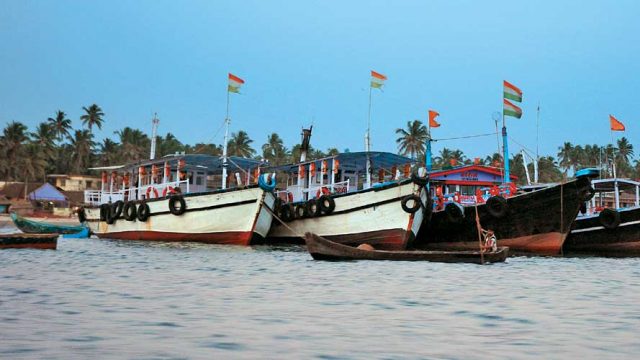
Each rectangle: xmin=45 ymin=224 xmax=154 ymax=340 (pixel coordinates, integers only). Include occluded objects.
xmin=0 ymin=233 xmax=58 ymax=250
xmin=10 ymin=212 xmax=89 ymax=237
xmin=304 ymin=232 xmax=508 ymax=264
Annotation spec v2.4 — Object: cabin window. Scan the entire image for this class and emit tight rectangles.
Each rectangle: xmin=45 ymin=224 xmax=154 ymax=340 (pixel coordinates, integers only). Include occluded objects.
xmin=460 ymin=185 xmax=475 ymax=195
xmin=196 ymin=176 xmax=203 ymax=186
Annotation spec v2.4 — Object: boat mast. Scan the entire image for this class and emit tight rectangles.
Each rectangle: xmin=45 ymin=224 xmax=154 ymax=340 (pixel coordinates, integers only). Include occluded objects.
xmin=222 ymin=90 xmax=230 ymax=189
xmin=365 ymin=85 xmax=372 ymax=188
xmin=150 ymin=113 xmax=159 ymax=160
xmin=502 ymin=112 xmax=510 ymax=185
xmin=534 ymin=102 xmax=540 ymax=183
xmin=426 ymin=118 xmax=432 ymax=172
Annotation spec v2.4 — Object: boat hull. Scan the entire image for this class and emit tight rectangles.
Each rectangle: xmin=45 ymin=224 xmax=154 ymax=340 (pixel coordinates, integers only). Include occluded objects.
xmin=304 ymin=233 xmax=508 ymax=263
xmin=11 ymin=212 xmax=88 ymax=235
xmin=0 ymin=233 xmax=58 ymax=250
xmin=267 ymin=180 xmax=429 ymax=250
xmin=85 ymin=187 xmax=274 ymax=246
xmin=564 ymin=207 xmax=640 ymax=256
xmin=417 ymin=177 xmax=593 ymax=255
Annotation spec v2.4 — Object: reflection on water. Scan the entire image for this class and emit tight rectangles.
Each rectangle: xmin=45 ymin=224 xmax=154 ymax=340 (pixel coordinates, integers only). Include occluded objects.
xmin=1 ymin=237 xmax=640 ymax=359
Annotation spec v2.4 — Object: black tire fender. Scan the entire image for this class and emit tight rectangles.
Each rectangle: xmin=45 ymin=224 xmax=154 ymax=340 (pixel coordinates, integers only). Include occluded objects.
xmin=445 ymin=202 xmax=465 ymax=223
xmin=401 ymin=194 xmax=422 ymax=214
xmin=280 ymin=203 xmax=294 ymax=222
xmin=100 ymin=203 xmax=110 ymax=222
xmin=486 ymin=196 xmax=508 ymax=218
xmin=137 ymin=202 xmax=151 ymax=222
xmin=77 ymin=207 xmax=87 ymax=223
xmin=295 ymin=203 xmax=308 ymax=219
xmin=111 ymin=200 xmax=124 ymax=219
xmin=123 ymin=202 xmax=137 ymax=221
xmin=599 ymin=208 xmax=621 ymax=229
xmin=318 ymin=195 xmax=336 ymax=215
xmin=411 ymin=166 xmax=429 ymax=187
xmin=306 ymin=199 xmax=321 ymax=217
xmin=168 ymin=195 xmax=186 ymax=216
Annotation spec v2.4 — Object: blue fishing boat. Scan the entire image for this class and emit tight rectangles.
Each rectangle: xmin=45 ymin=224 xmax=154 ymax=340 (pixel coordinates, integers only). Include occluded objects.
xmin=10 ymin=212 xmax=90 ymax=238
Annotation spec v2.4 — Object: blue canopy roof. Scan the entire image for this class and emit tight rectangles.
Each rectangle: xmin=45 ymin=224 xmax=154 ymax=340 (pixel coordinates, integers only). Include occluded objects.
xmin=28 ymin=183 xmax=68 ymax=202
xmin=266 ymin=151 xmax=416 ymax=173
xmin=102 ymin=154 xmax=265 ymax=175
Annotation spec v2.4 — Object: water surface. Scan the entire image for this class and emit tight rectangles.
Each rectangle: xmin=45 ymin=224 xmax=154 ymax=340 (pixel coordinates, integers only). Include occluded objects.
xmin=1 ymin=237 xmax=639 ymax=359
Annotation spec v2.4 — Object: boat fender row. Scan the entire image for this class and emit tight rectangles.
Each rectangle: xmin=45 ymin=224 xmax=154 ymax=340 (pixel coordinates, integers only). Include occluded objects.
xmin=598 ymin=208 xmax=621 ymax=229
xmin=279 ymin=195 xmax=336 ymax=222
xmin=168 ymin=195 xmax=186 ymax=216
xmin=486 ymin=196 xmax=508 ymax=219
xmin=410 ymin=167 xmax=429 ymax=187
xmin=258 ymin=173 xmax=277 ymax=192
xmin=123 ymin=202 xmax=137 ymax=221
xmin=401 ymin=194 xmax=422 ymax=214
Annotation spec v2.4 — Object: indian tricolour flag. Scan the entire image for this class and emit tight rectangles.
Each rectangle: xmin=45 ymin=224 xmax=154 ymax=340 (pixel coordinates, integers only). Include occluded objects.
xmin=228 ymin=73 xmax=245 ymax=93
xmin=503 ymin=99 xmax=522 ymax=119
xmin=370 ymin=70 xmax=387 ymax=89
xmin=503 ymin=80 xmax=522 ymax=102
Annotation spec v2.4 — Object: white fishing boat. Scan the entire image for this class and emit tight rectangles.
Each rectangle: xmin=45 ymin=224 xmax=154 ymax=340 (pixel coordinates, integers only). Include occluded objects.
xmin=80 ymin=154 xmax=277 ymax=245
xmin=266 ymin=151 xmax=430 ymax=250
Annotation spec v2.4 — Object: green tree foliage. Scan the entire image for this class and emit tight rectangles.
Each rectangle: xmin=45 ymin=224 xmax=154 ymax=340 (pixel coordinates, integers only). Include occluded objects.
xmin=395 ymin=120 xmax=428 ymax=159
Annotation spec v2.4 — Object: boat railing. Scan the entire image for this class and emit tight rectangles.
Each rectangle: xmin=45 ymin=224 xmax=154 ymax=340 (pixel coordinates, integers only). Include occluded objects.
xmin=84 ymin=179 xmax=189 ymax=205
xmin=303 ymin=180 xmax=351 ymax=199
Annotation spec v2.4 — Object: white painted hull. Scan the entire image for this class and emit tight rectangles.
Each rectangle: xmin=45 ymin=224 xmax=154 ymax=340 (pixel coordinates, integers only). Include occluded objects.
xmin=268 ymin=180 xmax=428 ymax=250
xmin=85 ymin=187 xmax=275 ymax=245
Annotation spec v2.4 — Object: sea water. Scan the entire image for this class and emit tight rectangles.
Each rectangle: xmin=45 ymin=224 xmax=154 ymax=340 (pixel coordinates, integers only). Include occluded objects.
xmin=1 ymin=236 xmax=639 ymax=359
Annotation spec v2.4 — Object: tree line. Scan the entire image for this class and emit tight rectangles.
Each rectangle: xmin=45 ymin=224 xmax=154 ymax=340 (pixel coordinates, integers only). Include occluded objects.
xmin=1 ymin=108 xmax=638 ymax=185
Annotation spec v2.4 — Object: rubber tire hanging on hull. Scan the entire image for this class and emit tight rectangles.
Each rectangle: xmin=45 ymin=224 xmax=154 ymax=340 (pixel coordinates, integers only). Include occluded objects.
xmin=168 ymin=195 xmax=186 ymax=216
xmin=137 ymin=202 xmax=151 ymax=222
xmin=318 ymin=195 xmax=335 ymax=215
xmin=123 ymin=202 xmax=137 ymax=221
xmin=444 ymin=202 xmax=464 ymax=223
xmin=598 ymin=208 xmax=621 ymax=229
xmin=281 ymin=203 xmax=294 ymax=222
xmin=486 ymin=196 xmax=508 ymax=218
xmin=77 ymin=207 xmax=86 ymax=223
xmin=401 ymin=194 xmax=422 ymax=214
xmin=100 ymin=204 xmax=110 ymax=221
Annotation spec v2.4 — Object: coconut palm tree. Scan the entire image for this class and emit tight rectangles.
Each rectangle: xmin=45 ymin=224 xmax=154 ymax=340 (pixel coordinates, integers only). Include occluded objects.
xmin=395 ymin=120 xmax=427 ymax=159
xmin=19 ymin=143 xmax=48 ymax=198
xmin=158 ymin=133 xmax=184 ymax=157
xmin=261 ymin=133 xmax=289 ymax=165
xmin=189 ymin=143 xmax=222 ymax=156
xmin=80 ymin=104 xmax=105 ymax=133
xmin=99 ymin=138 xmax=120 ymax=166
xmin=47 ymin=110 xmax=72 ymax=142
xmin=31 ymin=122 xmax=57 ymax=160
xmin=1 ymin=121 xmax=29 ymax=180
xmin=616 ymin=137 xmax=634 ymax=164
xmin=70 ymin=129 xmax=95 ymax=174
xmin=326 ymin=148 xmax=340 ymax=156
xmin=557 ymin=142 xmax=574 ymax=174
xmin=115 ymin=127 xmax=150 ymax=162
xmin=227 ymin=131 xmax=255 ymax=158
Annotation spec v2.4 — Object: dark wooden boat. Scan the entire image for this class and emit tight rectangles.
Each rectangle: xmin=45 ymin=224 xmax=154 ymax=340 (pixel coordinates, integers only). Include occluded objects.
xmin=564 ymin=207 xmax=640 ymax=256
xmin=416 ymin=176 xmax=593 ymax=255
xmin=304 ymin=232 xmax=508 ymax=264
xmin=0 ymin=233 xmax=58 ymax=250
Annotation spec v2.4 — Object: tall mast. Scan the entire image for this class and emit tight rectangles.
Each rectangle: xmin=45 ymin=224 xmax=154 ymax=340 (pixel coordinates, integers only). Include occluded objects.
xmin=150 ymin=113 xmax=159 ymax=160
xmin=365 ymin=85 xmax=372 ymax=188
xmin=222 ymin=90 xmax=230 ymax=189
xmin=502 ymin=112 xmax=510 ymax=184
xmin=535 ymin=102 xmax=540 ymax=183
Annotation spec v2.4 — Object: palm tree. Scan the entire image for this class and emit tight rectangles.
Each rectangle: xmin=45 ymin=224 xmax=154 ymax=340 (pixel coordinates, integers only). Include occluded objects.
xmin=158 ymin=133 xmax=184 ymax=157
xmin=557 ymin=142 xmax=574 ymax=174
xmin=395 ymin=120 xmax=427 ymax=159
xmin=261 ymin=133 xmax=289 ymax=165
xmin=326 ymin=148 xmax=340 ymax=156
xmin=189 ymin=143 xmax=222 ymax=156
xmin=80 ymin=104 xmax=105 ymax=133
xmin=47 ymin=110 xmax=72 ymax=142
xmin=616 ymin=137 xmax=634 ymax=164
xmin=484 ymin=152 xmax=503 ymax=167
xmin=30 ymin=123 xmax=57 ymax=177
xmin=538 ymin=156 xmax=562 ymax=183
xmin=115 ymin=127 xmax=150 ymax=162
xmin=99 ymin=138 xmax=120 ymax=166
xmin=1 ymin=121 xmax=29 ymax=179
xmin=227 ymin=131 xmax=255 ymax=158
xmin=19 ymin=143 xmax=47 ymax=198
xmin=70 ymin=129 xmax=96 ymax=174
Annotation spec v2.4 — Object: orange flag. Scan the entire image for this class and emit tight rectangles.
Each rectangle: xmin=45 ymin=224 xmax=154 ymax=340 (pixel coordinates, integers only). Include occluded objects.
xmin=428 ymin=110 xmax=440 ymax=128
xmin=610 ymin=115 xmax=625 ymax=131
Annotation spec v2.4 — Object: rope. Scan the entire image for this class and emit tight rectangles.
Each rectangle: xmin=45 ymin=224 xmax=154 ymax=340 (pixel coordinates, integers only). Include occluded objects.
xmin=262 ymin=203 xmax=307 ymax=240
xmin=433 ymin=132 xmax=497 ymax=142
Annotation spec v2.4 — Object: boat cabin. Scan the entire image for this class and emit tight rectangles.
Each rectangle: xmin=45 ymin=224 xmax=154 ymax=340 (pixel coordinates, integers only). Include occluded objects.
xmin=428 ymin=165 xmax=518 ymax=204
xmin=583 ymin=178 xmax=640 ymax=215
xmin=84 ymin=154 xmax=266 ymax=205
xmin=267 ymin=151 xmax=416 ymax=203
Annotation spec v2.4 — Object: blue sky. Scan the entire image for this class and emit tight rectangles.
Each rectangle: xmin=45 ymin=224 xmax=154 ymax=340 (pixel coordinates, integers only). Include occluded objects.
xmin=1 ymin=0 xmax=638 ymax=161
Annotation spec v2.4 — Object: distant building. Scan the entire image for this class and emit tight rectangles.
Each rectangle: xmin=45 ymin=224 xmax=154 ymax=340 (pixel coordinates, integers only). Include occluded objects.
xmin=47 ymin=174 xmax=101 ymax=192
xmin=429 ymin=165 xmax=518 ymax=202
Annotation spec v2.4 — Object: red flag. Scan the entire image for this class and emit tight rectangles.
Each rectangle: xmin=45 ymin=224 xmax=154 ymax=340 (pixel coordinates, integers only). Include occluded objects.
xmin=610 ymin=115 xmax=625 ymax=131
xmin=428 ymin=110 xmax=440 ymax=128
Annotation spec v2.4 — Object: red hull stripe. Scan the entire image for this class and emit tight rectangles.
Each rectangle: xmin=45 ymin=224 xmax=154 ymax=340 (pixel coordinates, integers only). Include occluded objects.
xmin=96 ymin=230 xmax=254 ymax=246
